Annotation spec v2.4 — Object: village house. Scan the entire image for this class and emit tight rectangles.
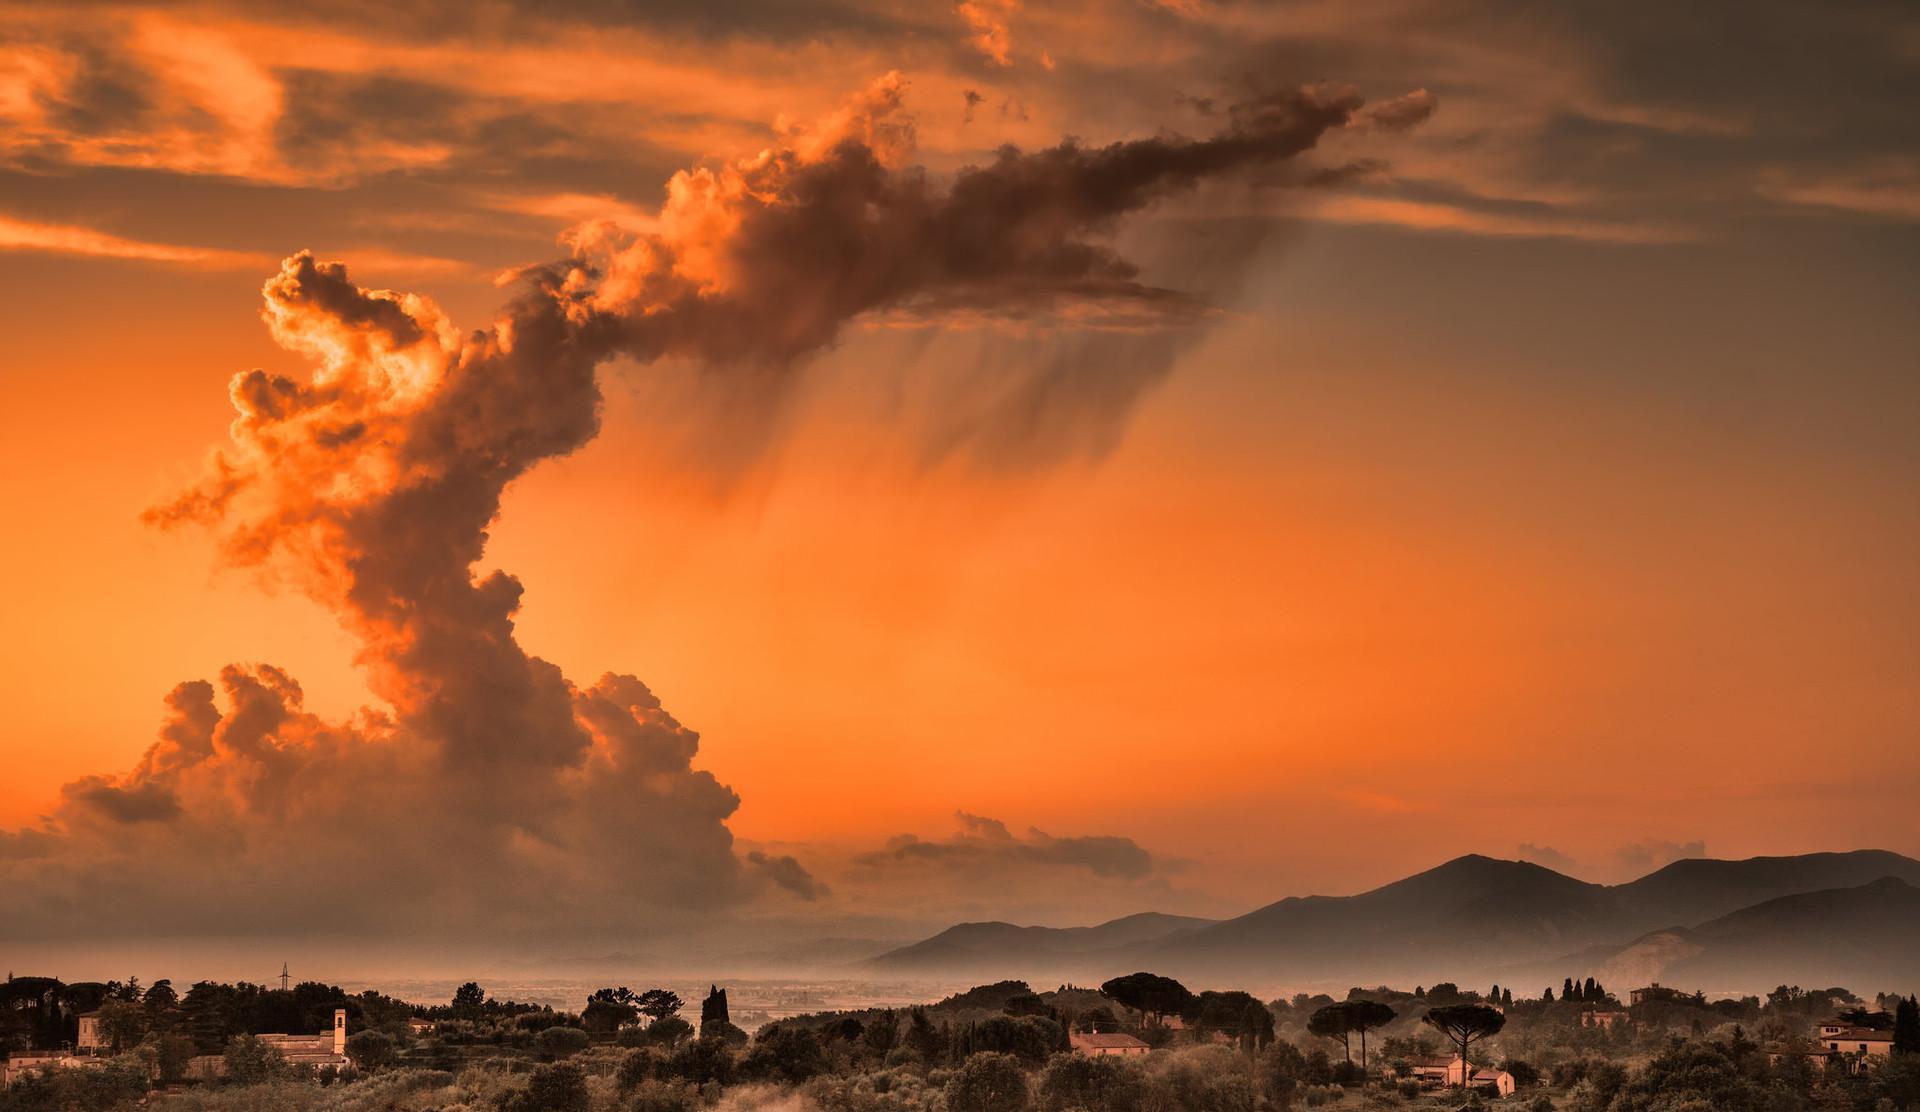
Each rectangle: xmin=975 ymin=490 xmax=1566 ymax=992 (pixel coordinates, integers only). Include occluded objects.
xmin=75 ymin=1011 xmax=106 ymax=1053
xmin=1 ymin=1051 xmax=106 ymax=1088
xmin=1393 ymin=1055 xmax=1517 ymax=1097
xmin=1629 ymin=983 xmax=1688 ymax=1006
xmin=1069 ymin=1032 xmax=1151 ymax=1057
xmin=1816 ymin=1023 xmax=1893 ymax=1062
xmin=1580 ymin=1010 xmax=1630 ymax=1030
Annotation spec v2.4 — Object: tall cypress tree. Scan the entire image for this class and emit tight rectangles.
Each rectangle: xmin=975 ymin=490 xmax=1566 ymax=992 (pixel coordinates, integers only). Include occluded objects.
xmin=1894 ymin=996 xmax=1920 ymax=1055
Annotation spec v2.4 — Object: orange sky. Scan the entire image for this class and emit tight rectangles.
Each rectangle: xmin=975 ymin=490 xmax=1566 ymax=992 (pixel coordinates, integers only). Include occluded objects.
xmin=2 ymin=0 xmax=1918 ymax=948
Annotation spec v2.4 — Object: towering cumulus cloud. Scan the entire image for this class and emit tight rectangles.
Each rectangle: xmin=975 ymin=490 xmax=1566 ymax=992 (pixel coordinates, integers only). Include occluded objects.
xmin=1 ymin=76 xmax=1425 ymax=948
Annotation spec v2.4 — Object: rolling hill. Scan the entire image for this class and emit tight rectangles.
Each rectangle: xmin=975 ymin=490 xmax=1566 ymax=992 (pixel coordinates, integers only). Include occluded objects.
xmin=863 ymin=912 xmax=1217 ymax=976
xmin=1537 ymin=876 xmax=1920 ymax=994
xmin=866 ymin=849 xmax=1920 ymax=992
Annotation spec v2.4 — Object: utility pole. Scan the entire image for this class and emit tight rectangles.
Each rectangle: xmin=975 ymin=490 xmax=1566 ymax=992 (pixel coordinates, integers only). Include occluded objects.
xmin=280 ymin=963 xmax=290 ymax=992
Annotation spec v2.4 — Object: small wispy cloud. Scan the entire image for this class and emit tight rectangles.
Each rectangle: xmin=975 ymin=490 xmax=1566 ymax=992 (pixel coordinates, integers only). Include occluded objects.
xmin=1758 ymin=160 xmax=1920 ymax=222
xmin=0 ymin=215 xmax=269 ymax=268
xmin=1312 ymin=196 xmax=1689 ymax=244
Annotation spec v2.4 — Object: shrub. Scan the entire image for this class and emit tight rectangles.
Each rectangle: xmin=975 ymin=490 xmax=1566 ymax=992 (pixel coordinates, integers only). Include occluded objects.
xmin=1037 ymin=1051 xmax=1142 ymax=1112
xmin=498 ymin=1061 xmax=589 ymax=1112
xmin=224 ymin=1034 xmax=294 ymax=1084
xmin=535 ymin=1025 xmax=590 ymax=1060
xmin=947 ymin=1051 xmax=1031 ymax=1112
xmin=742 ymin=1026 xmax=827 ymax=1085
xmin=616 ymin=1025 xmax=650 ymax=1048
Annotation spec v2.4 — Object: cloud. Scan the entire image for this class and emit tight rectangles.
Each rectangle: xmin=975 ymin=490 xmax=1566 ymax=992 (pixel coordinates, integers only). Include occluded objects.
xmin=1758 ymin=159 xmax=1920 ymax=222
xmin=0 ymin=215 xmax=269 ymax=268
xmin=856 ymin=811 xmax=1156 ymax=881
xmin=957 ymin=0 xmax=1019 ymax=67
xmin=820 ymin=810 xmax=1219 ymax=926
xmin=1 ymin=71 xmax=1408 ymax=949
xmin=1357 ymin=88 xmax=1437 ymax=133
xmin=745 ymin=851 xmax=829 ymax=901
xmin=1516 ymin=843 xmax=1581 ymax=875
xmin=1615 ymin=839 xmax=1708 ymax=875
xmin=1311 ymin=196 xmax=1689 ymax=244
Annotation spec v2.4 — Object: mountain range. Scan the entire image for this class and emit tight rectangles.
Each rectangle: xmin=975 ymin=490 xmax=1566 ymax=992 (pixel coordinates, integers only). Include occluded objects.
xmin=862 ymin=850 xmax=1920 ymax=994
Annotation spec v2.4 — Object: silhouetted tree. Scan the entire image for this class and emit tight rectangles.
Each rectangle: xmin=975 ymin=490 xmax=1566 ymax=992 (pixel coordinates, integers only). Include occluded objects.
xmin=863 ymin=1008 xmax=900 ymax=1061
xmin=699 ymin=986 xmax=730 ymax=1032
xmin=970 ymin=1016 xmax=1059 ymax=1064
xmin=583 ymin=988 xmax=639 ymax=1033
xmin=906 ymin=1008 xmax=944 ymax=1064
xmin=1348 ymin=1000 xmax=1396 ymax=1069
xmin=636 ymin=989 xmax=684 ymax=1023
xmin=1543 ymin=986 xmax=1554 ymax=1003
xmin=1564 ymin=978 xmax=1577 ymax=1002
xmin=452 ymin=982 xmax=486 ymax=1020
xmin=1422 ymin=1004 xmax=1506 ymax=1087
xmin=1895 ymin=996 xmax=1920 ymax=1055
xmin=1502 ymin=988 xmax=1513 ymax=1008
xmin=1098 ymin=972 xmax=1194 ymax=1023
xmin=1195 ymin=991 xmax=1273 ymax=1051
xmin=143 ymin=980 xmax=178 ymax=1011
xmin=1308 ymin=1004 xmax=1354 ymax=1064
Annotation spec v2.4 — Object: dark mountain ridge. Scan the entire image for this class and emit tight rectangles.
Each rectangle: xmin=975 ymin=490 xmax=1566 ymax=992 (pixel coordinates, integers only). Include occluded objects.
xmin=865 ymin=912 xmax=1217 ymax=974
xmin=1503 ymin=876 xmax=1920 ymax=994
xmin=868 ymin=849 xmax=1920 ymax=992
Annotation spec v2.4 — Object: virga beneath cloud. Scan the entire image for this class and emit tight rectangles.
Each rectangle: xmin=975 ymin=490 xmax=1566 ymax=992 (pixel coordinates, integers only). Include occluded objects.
xmin=0 ymin=73 xmax=1427 ymax=948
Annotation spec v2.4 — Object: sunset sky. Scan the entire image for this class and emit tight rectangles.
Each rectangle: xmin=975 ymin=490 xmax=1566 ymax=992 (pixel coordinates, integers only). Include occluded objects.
xmin=2 ymin=0 xmax=1918 ymax=973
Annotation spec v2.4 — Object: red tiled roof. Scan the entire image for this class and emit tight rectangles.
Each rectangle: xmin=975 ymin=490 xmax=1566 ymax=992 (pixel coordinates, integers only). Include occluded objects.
xmin=1072 ymin=1033 xmax=1150 ymax=1049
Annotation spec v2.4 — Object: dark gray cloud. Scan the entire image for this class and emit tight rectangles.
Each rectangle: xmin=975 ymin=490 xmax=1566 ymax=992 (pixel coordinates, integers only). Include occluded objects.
xmin=856 ymin=811 xmax=1157 ymax=881
xmin=0 ymin=70 xmax=1389 ymax=949
xmin=62 ymin=778 xmax=183 ymax=823
xmin=1516 ymin=842 xmax=1581 ymax=875
xmin=746 ymin=851 xmax=830 ymax=901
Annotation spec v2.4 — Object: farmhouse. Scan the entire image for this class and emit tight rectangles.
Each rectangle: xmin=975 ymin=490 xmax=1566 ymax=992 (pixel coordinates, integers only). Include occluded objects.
xmin=1394 ymin=1055 xmax=1517 ymax=1096
xmin=1580 ymin=1010 xmax=1629 ymax=1030
xmin=1629 ymin=983 xmax=1687 ymax=1006
xmin=1069 ymin=1032 xmax=1151 ymax=1057
xmin=1817 ymin=1024 xmax=1893 ymax=1060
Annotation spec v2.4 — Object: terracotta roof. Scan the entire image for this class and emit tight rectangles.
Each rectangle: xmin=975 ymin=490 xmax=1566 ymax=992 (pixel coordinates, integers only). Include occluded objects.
xmin=1072 ymin=1033 xmax=1150 ymax=1049
xmin=1823 ymin=1027 xmax=1892 ymax=1042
